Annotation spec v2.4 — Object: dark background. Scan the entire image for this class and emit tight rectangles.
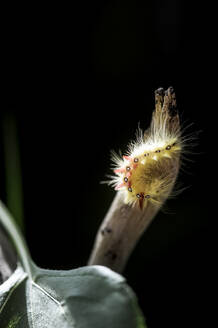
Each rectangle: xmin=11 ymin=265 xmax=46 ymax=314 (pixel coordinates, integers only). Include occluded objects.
xmin=2 ymin=1 xmax=215 ymax=327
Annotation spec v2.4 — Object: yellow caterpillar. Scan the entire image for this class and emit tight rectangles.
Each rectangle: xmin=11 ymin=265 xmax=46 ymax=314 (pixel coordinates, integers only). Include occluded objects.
xmin=108 ymin=87 xmax=182 ymax=210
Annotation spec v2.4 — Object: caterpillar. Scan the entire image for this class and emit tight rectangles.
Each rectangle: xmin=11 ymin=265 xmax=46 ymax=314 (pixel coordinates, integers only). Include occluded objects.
xmin=108 ymin=87 xmax=182 ymax=210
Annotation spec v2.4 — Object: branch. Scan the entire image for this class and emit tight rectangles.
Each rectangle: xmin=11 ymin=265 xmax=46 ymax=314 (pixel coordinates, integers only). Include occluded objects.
xmin=88 ymin=87 xmax=181 ymax=273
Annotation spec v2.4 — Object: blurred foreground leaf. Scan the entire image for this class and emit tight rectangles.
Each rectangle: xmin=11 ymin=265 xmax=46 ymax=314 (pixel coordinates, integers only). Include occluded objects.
xmin=2 ymin=114 xmax=24 ymax=231
xmin=0 ymin=201 xmax=147 ymax=328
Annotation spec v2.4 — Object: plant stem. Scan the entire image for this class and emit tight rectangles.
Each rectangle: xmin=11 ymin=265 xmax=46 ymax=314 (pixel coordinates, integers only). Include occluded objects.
xmin=88 ymin=87 xmax=180 ymax=273
xmin=88 ymin=192 xmax=162 ymax=273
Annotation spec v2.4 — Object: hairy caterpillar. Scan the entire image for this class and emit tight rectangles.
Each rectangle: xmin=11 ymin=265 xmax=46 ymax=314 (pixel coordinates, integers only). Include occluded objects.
xmin=108 ymin=87 xmax=182 ymax=210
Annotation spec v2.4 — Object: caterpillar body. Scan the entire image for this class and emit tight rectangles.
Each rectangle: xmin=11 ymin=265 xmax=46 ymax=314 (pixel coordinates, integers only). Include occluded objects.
xmin=109 ymin=87 xmax=182 ymax=210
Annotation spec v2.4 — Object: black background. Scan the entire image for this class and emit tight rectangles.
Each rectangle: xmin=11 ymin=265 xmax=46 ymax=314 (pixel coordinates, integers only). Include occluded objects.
xmin=2 ymin=1 xmax=216 ymax=327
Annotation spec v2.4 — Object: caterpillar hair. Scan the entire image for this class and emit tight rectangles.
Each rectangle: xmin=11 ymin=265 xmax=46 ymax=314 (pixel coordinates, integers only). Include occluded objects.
xmin=109 ymin=86 xmax=181 ymax=210
xmin=89 ymin=87 xmax=192 ymax=273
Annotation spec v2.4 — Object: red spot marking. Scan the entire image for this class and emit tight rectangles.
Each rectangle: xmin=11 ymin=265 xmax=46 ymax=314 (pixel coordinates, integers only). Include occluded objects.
xmin=115 ymin=183 xmax=125 ymax=190
xmin=126 ymin=172 xmax=132 ymax=178
xmin=123 ymin=155 xmax=131 ymax=161
xmin=114 ymin=168 xmax=125 ymax=173
xmin=128 ymin=181 xmax=132 ymax=188
xmin=133 ymin=163 xmax=138 ymax=169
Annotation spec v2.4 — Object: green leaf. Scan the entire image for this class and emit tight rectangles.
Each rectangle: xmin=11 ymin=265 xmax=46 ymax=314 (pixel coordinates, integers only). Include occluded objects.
xmin=7 ymin=315 xmax=21 ymax=328
xmin=0 ymin=201 xmax=147 ymax=328
xmin=0 ymin=265 xmax=28 ymax=327
xmin=2 ymin=114 xmax=24 ymax=232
